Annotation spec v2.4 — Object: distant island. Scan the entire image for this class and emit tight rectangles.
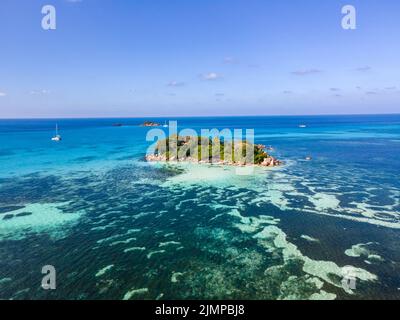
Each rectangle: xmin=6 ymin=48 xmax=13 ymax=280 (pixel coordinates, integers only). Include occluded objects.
xmin=140 ymin=121 xmax=161 ymax=127
xmin=146 ymin=135 xmax=281 ymax=167
xmin=112 ymin=121 xmax=162 ymax=127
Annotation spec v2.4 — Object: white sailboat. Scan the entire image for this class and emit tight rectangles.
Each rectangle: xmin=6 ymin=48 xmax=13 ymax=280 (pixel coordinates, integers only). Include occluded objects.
xmin=163 ymin=121 xmax=169 ymax=128
xmin=51 ymin=124 xmax=62 ymax=141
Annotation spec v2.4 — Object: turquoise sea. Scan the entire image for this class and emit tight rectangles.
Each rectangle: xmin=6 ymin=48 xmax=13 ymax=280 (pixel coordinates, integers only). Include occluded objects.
xmin=0 ymin=115 xmax=400 ymax=300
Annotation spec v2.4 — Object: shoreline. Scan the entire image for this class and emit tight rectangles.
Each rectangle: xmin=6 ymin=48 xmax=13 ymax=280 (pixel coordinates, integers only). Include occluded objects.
xmin=146 ymin=154 xmax=282 ymax=168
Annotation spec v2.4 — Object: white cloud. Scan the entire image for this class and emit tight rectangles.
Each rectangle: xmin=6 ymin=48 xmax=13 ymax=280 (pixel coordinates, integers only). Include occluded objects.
xmin=0 ymin=92 xmax=6 ymax=97
xmin=201 ymin=72 xmax=222 ymax=81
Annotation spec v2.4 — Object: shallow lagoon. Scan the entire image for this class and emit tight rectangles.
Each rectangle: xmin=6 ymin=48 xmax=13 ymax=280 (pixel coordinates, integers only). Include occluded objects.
xmin=0 ymin=115 xmax=400 ymax=300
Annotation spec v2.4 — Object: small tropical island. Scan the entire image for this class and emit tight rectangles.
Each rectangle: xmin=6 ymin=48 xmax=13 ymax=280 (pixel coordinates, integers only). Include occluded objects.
xmin=146 ymin=135 xmax=281 ymax=167
xmin=140 ymin=121 xmax=161 ymax=127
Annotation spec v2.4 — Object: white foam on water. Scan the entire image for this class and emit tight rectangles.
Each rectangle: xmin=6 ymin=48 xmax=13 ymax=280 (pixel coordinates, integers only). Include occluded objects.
xmin=309 ymin=291 xmax=337 ymax=300
xmin=227 ymin=209 xmax=344 ymax=299
xmin=176 ymin=199 xmax=199 ymax=211
xmin=228 ymin=209 xmax=280 ymax=234
xmin=95 ymin=265 xmax=114 ymax=277
xmin=93 ymin=139 xmax=399 ymax=300
xmin=164 ymin=232 xmax=175 ymax=237
xmin=160 ymin=158 xmax=400 ymax=230
xmin=308 ymin=193 xmax=340 ymax=211
xmin=348 ymin=202 xmax=399 ymax=219
xmin=277 ymin=275 xmax=337 ymax=300
xmin=123 ymin=288 xmax=149 ymax=300
xmin=0 ymin=202 xmax=83 ymax=240
xmin=147 ymin=250 xmax=166 ymax=259
xmin=250 ymin=189 xmax=290 ymax=210
xmin=171 ymin=272 xmax=184 ymax=283
xmin=96 ymin=229 xmax=141 ymax=245
xmin=124 ymin=247 xmax=146 ymax=253
xmin=0 ymin=278 xmax=12 ymax=286
xmin=301 ymin=235 xmax=320 ymax=243
xmin=253 ymin=225 xmax=377 ymax=295
xmin=259 ymin=173 xmax=400 ymax=229
xmin=159 ymin=241 xmax=181 ymax=248
xmin=110 ymin=237 xmax=136 ymax=246
xmin=304 ymin=208 xmax=400 ymax=229
xmin=345 ymin=243 xmax=384 ymax=263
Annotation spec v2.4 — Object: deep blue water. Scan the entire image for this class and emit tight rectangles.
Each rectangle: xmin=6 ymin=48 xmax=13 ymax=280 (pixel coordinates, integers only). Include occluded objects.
xmin=0 ymin=115 xmax=399 ymax=300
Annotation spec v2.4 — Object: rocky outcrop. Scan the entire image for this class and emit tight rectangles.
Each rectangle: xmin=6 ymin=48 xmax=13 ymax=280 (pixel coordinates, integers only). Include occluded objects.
xmin=261 ymin=156 xmax=281 ymax=167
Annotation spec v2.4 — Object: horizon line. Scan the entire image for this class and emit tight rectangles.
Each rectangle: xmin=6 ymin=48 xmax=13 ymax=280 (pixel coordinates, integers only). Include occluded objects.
xmin=0 ymin=112 xmax=399 ymax=120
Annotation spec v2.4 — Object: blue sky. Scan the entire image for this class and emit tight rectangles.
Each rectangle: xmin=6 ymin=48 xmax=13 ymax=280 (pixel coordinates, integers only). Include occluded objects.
xmin=0 ymin=0 xmax=399 ymax=118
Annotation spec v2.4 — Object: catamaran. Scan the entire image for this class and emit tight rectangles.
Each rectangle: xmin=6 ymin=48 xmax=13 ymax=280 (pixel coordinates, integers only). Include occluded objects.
xmin=51 ymin=124 xmax=62 ymax=141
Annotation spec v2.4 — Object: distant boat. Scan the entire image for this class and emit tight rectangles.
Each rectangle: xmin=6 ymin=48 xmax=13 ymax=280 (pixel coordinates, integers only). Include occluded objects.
xmin=299 ymin=124 xmax=307 ymax=128
xmin=163 ymin=121 xmax=169 ymax=128
xmin=51 ymin=124 xmax=62 ymax=141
